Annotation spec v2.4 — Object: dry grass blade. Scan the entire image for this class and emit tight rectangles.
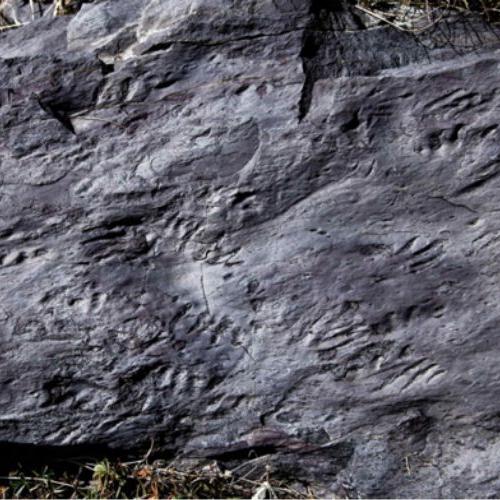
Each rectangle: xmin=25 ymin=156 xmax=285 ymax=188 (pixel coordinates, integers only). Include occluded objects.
xmin=252 ymin=481 xmax=277 ymax=499
xmin=0 ymin=22 xmax=23 ymax=31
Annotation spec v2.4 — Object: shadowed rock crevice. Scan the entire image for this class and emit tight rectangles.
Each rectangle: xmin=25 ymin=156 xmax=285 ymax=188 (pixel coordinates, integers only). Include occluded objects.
xmin=0 ymin=442 xmax=150 ymax=476
xmin=37 ymin=98 xmax=77 ymax=135
xmin=299 ymin=0 xmax=346 ymax=121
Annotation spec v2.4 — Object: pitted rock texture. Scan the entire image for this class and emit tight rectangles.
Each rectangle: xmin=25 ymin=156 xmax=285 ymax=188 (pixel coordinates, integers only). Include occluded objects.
xmin=2 ymin=0 xmax=500 ymax=497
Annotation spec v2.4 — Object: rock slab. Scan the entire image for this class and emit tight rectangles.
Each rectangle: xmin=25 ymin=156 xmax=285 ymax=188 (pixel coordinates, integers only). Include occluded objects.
xmin=2 ymin=0 xmax=500 ymax=496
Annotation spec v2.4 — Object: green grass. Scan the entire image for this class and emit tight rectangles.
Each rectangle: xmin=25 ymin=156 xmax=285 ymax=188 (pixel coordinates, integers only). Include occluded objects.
xmin=0 ymin=455 xmax=313 ymax=499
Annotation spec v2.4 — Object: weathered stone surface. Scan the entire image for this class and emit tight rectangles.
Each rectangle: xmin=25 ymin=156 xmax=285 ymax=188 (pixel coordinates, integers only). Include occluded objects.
xmin=2 ymin=0 xmax=500 ymax=496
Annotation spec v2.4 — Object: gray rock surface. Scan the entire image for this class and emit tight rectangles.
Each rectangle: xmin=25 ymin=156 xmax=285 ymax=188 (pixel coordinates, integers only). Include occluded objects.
xmin=2 ymin=0 xmax=500 ymax=496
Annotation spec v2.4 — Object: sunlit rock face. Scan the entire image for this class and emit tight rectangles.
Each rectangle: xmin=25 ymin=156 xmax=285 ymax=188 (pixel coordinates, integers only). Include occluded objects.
xmin=1 ymin=0 xmax=500 ymax=496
